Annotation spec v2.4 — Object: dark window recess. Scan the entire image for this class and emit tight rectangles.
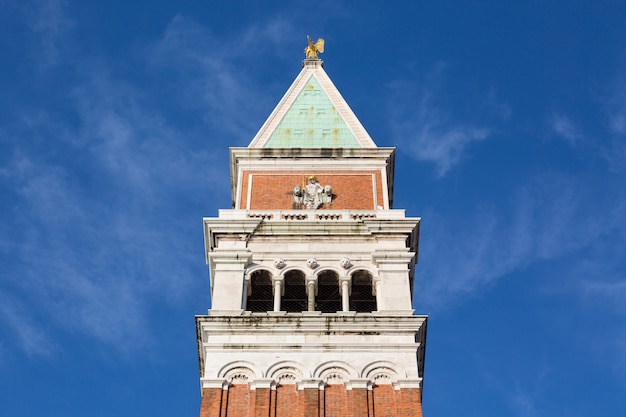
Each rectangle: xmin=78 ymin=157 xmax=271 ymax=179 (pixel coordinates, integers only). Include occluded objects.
xmin=247 ymin=270 xmax=273 ymax=312
xmin=350 ymin=271 xmax=376 ymax=312
xmin=282 ymin=271 xmax=307 ymax=312
xmin=317 ymin=271 xmax=341 ymax=313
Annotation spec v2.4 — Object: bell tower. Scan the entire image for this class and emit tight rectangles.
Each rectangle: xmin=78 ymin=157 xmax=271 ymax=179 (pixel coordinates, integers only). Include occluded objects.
xmin=196 ymin=45 xmax=427 ymax=417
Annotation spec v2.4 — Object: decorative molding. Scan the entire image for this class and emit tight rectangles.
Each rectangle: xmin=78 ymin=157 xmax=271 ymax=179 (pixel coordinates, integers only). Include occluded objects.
xmin=224 ymin=366 xmax=257 ymax=385
xmin=200 ymin=378 xmax=228 ymax=390
xmin=371 ymin=372 xmax=393 ymax=385
xmin=325 ymin=371 xmax=345 ymax=385
xmin=229 ymin=373 xmax=250 ymax=384
xmin=250 ymin=379 xmax=276 ymax=390
xmin=217 ymin=361 xmax=262 ymax=381
xmin=346 ymin=378 xmax=371 ymax=390
xmin=267 ymin=361 xmax=307 ymax=384
xmin=297 ymin=379 xmax=324 ymax=390
xmin=361 ymin=361 xmax=405 ymax=383
xmin=396 ymin=379 xmax=423 ymax=390
xmin=273 ymin=366 xmax=303 ymax=385
xmin=277 ymin=373 xmax=297 ymax=384
xmin=340 ymin=257 xmax=352 ymax=269
xmin=315 ymin=361 xmax=357 ymax=385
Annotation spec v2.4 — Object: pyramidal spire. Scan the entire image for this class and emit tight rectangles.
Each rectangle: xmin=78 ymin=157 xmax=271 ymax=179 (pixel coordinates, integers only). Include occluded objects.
xmin=248 ymin=38 xmax=377 ymax=149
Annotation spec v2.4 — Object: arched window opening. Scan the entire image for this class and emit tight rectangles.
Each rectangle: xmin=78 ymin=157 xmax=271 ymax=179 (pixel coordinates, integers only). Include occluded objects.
xmin=316 ymin=270 xmax=341 ymax=313
xmin=282 ymin=270 xmax=307 ymax=312
xmin=247 ymin=270 xmax=273 ymax=312
xmin=350 ymin=271 xmax=376 ymax=313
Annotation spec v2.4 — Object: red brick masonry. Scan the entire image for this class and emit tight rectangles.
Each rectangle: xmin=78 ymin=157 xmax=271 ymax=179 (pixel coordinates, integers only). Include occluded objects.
xmin=239 ymin=170 xmax=385 ymax=210
xmin=199 ymin=384 xmax=423 ymax=417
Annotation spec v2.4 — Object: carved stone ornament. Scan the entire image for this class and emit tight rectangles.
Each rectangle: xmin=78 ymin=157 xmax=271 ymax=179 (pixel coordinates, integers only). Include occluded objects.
xmin=321 ymin=185 xmax=333 ymax=205
xmin=340 ymin=257 xmax=351 ymax=269
xmin=225 ymin=366 xmax=255 ymax=384
xmin=229 ymin=373 xmax=250 ymax=384
xmin=291 ymin=186 xmax=303 ymax=210
xmin=274 ymin=258 xmax=286 ymax=269
xmin=274 ymin=366 xmax=301 ymax=384
xmin=304 ymin=176 xmax=323 ymax=209
xmin=291 ymin=176 xmax=333 ymax=210
xmin=307 ymin=258 xmax=318 ymax=269
xmin=372 ymin=373 xmax=393 ymax=385
xmin=325 ymin=372 xmax=345 ymax=385
xmin=277 ymin=373 xmax=297 ymax=384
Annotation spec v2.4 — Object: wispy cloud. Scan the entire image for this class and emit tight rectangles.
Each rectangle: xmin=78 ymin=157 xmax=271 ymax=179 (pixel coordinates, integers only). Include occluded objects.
xmin=601 ymin=78 xmax=626 ymax=173
xmin=608 ymin=77 xmax=626 ymax=136
xmin=0 ymin=14 xmax=296 ymax=357
xmin=23 ymin=0 xmax=73 ymax=67
xmin=580 ymin=278 xmax=626 ymax=373
xmin=388 ymin=66 xmax=491 ymax=177
xmin=416 ymin=172 xmax=626 ymax=309
xmin=0 ymin=291 xmax=56 ymax=357
xmin=550 ymin=113 xmax=584 ymax=146
xmin=148 ymin=15 xmax=295 ymax=141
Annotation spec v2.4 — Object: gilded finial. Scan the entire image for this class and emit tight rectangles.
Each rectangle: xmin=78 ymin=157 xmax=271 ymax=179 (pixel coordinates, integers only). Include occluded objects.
xmin=304 ymin=36 xmax=325 ymax=59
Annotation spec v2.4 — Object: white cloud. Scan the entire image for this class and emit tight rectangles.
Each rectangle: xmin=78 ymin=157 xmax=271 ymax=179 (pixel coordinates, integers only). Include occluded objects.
xmin=0 ymin=292 xmax=56 ymax=357
xmin=148 ymin=15 xmax=294 ymax=141
xmin=0 ymin=14 xmax=299 ymax=356
xmin=551 ymin=113 xmax=584 ymax=145
xmin=580 ymin=278 xmax=626 ymax=373
xmin=608 ymin=78 xmax=626 ymax=136
xmin=610 ymin=114 xmax=626 ymax=135
xmin=416 ymin=172 xmax=626 ymax=310
xmin=596 ymin=73 xmax=626 ymax=172
xmin=407 ymin=124 xmax=489 ymax=177
xmin=388 ymin=69 xmax=491 ymax=177
xmin=24 ymin=0 xmax=73 ymax=67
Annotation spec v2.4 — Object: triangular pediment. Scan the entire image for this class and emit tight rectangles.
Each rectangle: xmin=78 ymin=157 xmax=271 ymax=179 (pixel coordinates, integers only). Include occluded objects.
xmin=248 ymin=60 xmax=377 ymax=148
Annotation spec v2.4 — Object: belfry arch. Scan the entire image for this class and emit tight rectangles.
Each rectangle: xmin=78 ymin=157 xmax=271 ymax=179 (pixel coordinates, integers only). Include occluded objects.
xmin=316 ymin=269 xmax=341 ymax=313
xmin=282 ymin=270 xmax=307 ymax=313
xmin=246 ymin=269 xmax=273 ymax=313
xmin=350 ymin=270 xmax=377 ymax=313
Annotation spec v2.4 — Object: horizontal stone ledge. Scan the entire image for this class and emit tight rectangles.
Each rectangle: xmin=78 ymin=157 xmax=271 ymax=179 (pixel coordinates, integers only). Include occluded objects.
xmin=198 ymin=325 xmax=427 ymax=334
xmin=200 ymin=343 xmax=423 ymax=351
xmin=210 ymin=209 xmax=417 ymax=222
xmin=200 ymin=313 xmax=424 ymax=320
xmin=200 ymin=377 xmax=424 ymax=391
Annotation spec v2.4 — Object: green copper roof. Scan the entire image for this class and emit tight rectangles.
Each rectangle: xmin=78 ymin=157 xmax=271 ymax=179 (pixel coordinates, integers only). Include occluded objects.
xmin=264 ymin=76 xmax=360 ymax=148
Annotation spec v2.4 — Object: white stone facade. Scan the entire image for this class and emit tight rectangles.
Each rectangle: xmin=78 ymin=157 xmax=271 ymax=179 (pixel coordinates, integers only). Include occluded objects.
xmin=197 ymin=314 xmax=426 ymax=390
xmin=197 ymin=207 xmax=426 ymax=389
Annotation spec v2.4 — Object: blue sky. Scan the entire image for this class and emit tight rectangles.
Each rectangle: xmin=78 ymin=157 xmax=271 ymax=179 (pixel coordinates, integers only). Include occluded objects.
xmin=1 ymin=1 xmax=626 ymax=416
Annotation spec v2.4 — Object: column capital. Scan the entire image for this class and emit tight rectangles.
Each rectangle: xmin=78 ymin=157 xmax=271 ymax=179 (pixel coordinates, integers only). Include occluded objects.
xmin=396 ymin=378 xmax=423 ymax=389
xmin=250 ymin=378 xmax=276 ymax=390
xmin=200 ymin=378 xmax=228 ymax=390
xmin=297 ymin=378 xmax=324 ymax=390
xmin=347 ymin=378 xmax=372 ymax=390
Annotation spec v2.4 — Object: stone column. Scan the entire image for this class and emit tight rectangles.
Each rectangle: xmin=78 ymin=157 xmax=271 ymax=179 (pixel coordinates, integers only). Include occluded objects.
xmin=241 ymin=275 xmax=250 ymax=311
xmin=306 ymin=279 xmax=316 ymax=312
xmin=340 ymin=278 xmax=350 ymax=312
xmin=272 ymin=277 xmax=283 ymax=312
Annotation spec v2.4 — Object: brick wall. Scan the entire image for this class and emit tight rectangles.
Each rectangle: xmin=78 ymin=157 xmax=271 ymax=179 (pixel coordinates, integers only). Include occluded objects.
xmin=199 ymin=385 xmax=422 ymax=417
xmin=239 ymin=170 xmax=385 ymax=210
xmin=275 ymin=383 xmax=300 ymax=417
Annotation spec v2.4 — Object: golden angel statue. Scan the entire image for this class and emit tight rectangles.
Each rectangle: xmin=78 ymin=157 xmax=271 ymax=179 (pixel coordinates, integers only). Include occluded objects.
xmin=304 ymin=36 xmax=325 ymax=59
